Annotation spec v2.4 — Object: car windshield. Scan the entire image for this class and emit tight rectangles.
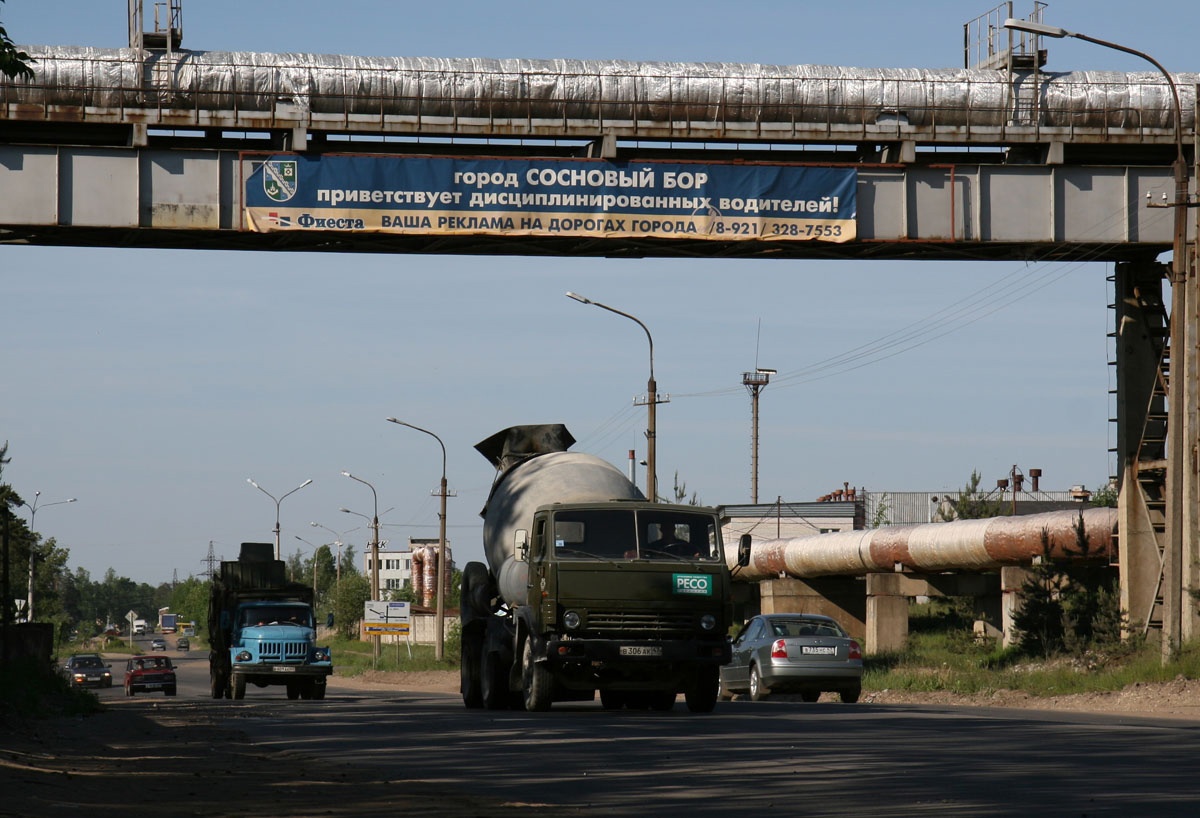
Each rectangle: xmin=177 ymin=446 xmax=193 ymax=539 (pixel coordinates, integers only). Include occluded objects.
xmin=240 ymin=605 xmax=313 ymax=628
xmin=74 ymin=656 xmax=102 ymax=668
xmin=550 ymin=509 xmax=722 ymax=562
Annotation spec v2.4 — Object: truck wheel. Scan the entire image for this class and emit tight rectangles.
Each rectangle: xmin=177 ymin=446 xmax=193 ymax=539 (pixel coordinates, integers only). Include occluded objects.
xmin=460 ymin=628 xmax=484 ymax=709
xmin=232 ymin=674 xmax=246 ymax=700
xmin=312 ymin=683 xmax=326 ymax=701
xmin=649 ymin=691 xmax=677 ymax=711
xmin=520 ymin=636 xmax=552 ymax=712
xmin=286 ymin=683 xmax=300 ymax=700
xmin=685 ymin=667 xmax=719 ymax=713
xmin=481 ymin=650 xmax=509 ymax=710
xmin=599 ymin=690 xmax=626 ymax=710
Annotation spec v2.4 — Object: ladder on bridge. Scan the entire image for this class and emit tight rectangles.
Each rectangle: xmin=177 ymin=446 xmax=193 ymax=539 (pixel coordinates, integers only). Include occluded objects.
xmin=1108 ymin=268 xmax=1171 ymax=635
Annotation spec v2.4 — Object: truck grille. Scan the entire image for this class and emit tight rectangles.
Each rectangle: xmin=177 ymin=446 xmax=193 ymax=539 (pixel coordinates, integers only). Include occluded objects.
xmin=586 ymin=610 xmax=695 ymax=638
xmin=259 ymin=641 xmax=309 ymax=661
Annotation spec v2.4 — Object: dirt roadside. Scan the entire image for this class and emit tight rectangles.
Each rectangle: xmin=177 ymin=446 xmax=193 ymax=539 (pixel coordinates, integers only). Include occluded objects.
xmin=341 ymin=668 xmax=1200 ymax=719
xmin=4 ymin=671 xmax=1199 ymax=817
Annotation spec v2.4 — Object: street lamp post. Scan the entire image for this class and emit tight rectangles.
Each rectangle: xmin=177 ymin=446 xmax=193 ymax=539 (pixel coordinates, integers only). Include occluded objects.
xmin=566 ymin=291 xmax=666 ymax=501
xmin=386 ymin=417 xmax=451 ymax=661
xmin=1005 ymin=18 xmax=1192 ymax=660
xmin=341 ymin=471 xmax=381 ymax=661
xmin=247 ymin=478 xmax=313 ymax=560
xmin=292 ymin=535 xmax=322 ymax=597
xmin=310 ymin=522 xmax=349 ymax=588
xmin=20 ymin=492 xmax=76 ymax=622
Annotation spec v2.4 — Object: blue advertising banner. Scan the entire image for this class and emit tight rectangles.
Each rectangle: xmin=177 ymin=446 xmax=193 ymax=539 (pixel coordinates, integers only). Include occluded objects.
xmin=244 ymin=155 xmax=856 ymax=242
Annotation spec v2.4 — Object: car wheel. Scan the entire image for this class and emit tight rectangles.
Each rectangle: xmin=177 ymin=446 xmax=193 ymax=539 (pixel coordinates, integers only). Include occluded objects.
xmin=749 ymin=665 xmax=769 ymax=702
xmin=840 ymin=686 xmax=862 ymax=704
xmin=800 ymin=691 xmax=820 ymax=703
xmin=165 ymin=687 xmax=177 ymax=697
xmin=125 ymin=683 xmax=134 ymax=697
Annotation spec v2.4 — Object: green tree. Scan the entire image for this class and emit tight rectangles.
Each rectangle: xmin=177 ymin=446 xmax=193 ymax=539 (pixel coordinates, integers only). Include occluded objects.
xmin=671 ymin=471 xmax=700 ymax=505
xmin=332 ymin=573 xmax=370 ymax=640
xmin=937 ymin=470 xmax=1007 ymax=521
xmin=1089 ymin=481 xmax=1118 ymax=508
xmin=0 ymin=2 xmax=34 ymax=80
xmin=870 ymin=492 xmax=892 ymax=528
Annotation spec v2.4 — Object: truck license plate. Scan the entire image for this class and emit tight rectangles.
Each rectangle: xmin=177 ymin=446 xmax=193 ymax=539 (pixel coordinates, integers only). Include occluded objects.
xmin=272 ymin=666 xmax=297 ymax=672
xmin=619 ymin=645 xmax=662 ymax=657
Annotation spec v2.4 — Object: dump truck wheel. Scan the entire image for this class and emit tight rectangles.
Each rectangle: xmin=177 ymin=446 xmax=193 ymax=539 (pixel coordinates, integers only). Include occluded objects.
xmin=233 ymin=673 xmax=246 ymax=700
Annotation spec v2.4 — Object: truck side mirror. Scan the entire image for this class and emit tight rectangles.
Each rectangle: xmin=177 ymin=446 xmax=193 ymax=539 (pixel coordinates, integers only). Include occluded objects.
xmin=737 ymin=534 xmax=752 ymax=567
xmin=515 ymin=529 xmax=529 ymax=560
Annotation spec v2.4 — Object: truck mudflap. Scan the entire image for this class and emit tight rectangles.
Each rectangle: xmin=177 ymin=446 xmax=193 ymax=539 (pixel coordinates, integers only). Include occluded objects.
xmin=543 ymin=638 xmax=731 ymax=667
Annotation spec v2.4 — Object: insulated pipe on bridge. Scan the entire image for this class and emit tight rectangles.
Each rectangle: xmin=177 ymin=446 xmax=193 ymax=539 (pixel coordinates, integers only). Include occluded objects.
xmin=728 ymin=507 xmax=1117 ymax=582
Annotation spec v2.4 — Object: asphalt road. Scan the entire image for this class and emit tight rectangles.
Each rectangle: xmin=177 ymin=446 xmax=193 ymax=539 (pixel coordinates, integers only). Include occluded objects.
xmin=90 ymin=644 xmax=1200 ymax=816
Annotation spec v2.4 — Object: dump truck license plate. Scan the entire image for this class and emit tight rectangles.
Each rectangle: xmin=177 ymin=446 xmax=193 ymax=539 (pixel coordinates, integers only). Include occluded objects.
xmin=619 ymin=646 xmax=662 ymax=656
xmin=273 ymin=666 xmax=297 ymax=672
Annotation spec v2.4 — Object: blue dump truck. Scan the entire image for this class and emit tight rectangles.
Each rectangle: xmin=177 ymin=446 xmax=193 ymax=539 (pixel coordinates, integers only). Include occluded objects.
xmin=208 ymin=542 xmax=332 ymax=700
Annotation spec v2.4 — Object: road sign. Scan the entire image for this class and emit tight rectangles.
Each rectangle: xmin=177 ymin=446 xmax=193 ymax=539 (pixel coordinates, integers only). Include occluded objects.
xmin=362 ymin=600 xmax=411 ymax=636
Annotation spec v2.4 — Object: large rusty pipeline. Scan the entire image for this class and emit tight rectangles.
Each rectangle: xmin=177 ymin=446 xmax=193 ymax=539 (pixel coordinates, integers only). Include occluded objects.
xmin=728 ymin=507 xmax=1116 ymax=582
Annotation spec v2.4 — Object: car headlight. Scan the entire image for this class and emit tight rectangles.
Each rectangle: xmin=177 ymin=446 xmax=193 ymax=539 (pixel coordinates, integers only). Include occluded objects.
xmin=700 ymin=614 xmax=717 ymax=631
xmin=235 ymin=650 xmax=252 ymax=662
xmin=562 ymin=610 xmax=582 ymax=630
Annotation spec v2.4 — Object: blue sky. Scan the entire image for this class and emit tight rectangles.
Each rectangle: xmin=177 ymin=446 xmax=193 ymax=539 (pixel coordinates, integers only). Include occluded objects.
xmin=1 ymin=0 xmax=1192 ymax=584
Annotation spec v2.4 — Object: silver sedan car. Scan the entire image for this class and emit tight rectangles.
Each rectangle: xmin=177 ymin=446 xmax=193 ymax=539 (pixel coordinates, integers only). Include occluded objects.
xmin=719 ymin=613 xmax=863 ymax=703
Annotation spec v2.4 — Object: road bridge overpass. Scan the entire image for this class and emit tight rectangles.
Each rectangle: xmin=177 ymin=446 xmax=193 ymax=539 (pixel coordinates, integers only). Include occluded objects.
xmin=1 ymin=28 xmax=1197 ymax=651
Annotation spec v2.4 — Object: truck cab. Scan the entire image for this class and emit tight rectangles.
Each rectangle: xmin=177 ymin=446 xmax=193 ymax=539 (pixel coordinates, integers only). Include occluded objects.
xmin=222 ymin=600 xmax=331 ymax=699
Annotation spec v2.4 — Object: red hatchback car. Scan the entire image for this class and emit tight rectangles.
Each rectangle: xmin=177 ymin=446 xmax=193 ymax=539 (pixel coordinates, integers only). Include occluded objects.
xmin=124 ymin=655 xmax=177 ymax=696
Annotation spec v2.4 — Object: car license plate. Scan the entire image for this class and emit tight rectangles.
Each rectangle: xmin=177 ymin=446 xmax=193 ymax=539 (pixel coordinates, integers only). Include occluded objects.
xmin=144 ymin=682 xmax=163 ymax=689
xmin=619 ymin=645 xmax=662 ymax=657
xmin=802 ymin=646 xmax=837 ymax=655
xmin=272 ymin=666 xmax=297 ymax=672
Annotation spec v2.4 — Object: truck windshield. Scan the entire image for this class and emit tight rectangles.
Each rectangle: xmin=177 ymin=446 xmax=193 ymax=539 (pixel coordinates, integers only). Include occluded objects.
xmin=240 ymin=606 xmax=313 ymax=628
xmin=551 ymin=509 xmax=722 ymax=562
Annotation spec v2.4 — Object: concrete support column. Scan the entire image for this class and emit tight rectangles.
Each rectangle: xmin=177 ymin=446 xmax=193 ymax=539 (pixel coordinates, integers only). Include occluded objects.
xmin=1000 ymin=566 xmax=1033 ymax=649
xmin=865 ymin=573 xmax=909 ymax=655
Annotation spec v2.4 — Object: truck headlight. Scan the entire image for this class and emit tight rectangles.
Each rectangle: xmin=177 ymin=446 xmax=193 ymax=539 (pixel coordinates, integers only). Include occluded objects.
xmin=700 ymin=614 xmax=717 ymax=631
xmin=311 ymin=648 xmax=330 ymax=662
xmin=235 ymin=650 xmax=252 ymax=662
xmin=563 ymin=610 xmax=582 ymax=630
